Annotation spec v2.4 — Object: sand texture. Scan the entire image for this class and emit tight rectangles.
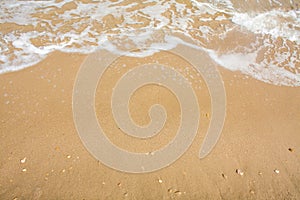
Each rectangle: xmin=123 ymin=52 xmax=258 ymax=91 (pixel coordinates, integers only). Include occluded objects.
xmin=0 ymin=51 xmax=300 ymax=199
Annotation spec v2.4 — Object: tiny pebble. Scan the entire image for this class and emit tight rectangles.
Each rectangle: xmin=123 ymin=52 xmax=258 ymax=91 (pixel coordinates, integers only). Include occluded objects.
xmin=67 ymin=155 xmax=71 ymax=159
xmin=102 ymin=182 xmax=106 ymax=185
xmin=274 ymin=169 xmax=280 ymax=174
xmin=158 ymin=179 xmax=163 ymax=183
xmin=288 ymin=148 xmax=293 ymax=152
xmin=22 ymin=168 xmax=27 ymax=172
xmin=258 ymin=171 xmax=262 ymax=176
xmin=222 ymin=173 xmax=227 ymax=179
xmin=123 ymin=192 xmax=128 ymax=197
xmin=250 ymin=189 xmax=255 ymax=194
xmin=62 ymin=169 xmax=66 ymax=173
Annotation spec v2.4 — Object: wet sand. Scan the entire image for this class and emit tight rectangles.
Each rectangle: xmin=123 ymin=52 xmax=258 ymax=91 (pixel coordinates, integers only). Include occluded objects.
xmin=0 ymin=51 xmax=299 ymax=199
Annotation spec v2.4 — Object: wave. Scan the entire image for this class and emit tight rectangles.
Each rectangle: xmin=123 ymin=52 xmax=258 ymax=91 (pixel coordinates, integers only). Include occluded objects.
xmin=0 ymin=0 xmax=299 ymax=86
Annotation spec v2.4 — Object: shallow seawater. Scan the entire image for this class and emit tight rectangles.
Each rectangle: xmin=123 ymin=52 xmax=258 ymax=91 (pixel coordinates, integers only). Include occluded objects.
xmin=0 ymin=0 xmax=299 ymax=86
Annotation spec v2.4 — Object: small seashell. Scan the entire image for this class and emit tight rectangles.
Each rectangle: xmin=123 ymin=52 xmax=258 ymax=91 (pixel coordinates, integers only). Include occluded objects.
xmin=174 ymin=190 xmax=182 ymax=195
xmin=146 ymin=152 xmax=154 ymax=156
xmin=20 ymin=157 xmax=26 ymax=164
xmin=236 ymin=169 xmax=244 ymax=176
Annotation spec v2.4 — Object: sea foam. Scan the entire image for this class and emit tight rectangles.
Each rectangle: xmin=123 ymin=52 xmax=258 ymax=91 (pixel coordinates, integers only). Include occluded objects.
xmin=0 ymin=0 xmax=299 ymax=86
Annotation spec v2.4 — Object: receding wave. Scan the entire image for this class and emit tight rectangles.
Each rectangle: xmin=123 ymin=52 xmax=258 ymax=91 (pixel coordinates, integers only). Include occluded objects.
xmin=0 ymin=0 xmax=299 ymax=86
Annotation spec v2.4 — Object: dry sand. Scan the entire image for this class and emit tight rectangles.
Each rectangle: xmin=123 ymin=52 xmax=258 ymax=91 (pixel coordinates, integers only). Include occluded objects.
xmin=0 ymin=50 xmax=299 ymax=200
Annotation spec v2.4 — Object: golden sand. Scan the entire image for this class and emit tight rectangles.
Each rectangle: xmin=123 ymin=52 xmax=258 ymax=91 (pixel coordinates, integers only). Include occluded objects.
xmin=1 ymin=0 xmax=300 ymax=198
xmin=0 ymin=50 xmax=299 ymax=199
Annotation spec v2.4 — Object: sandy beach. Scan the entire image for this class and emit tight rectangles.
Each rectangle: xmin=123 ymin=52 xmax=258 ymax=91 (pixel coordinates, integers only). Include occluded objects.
xmin=1 ymin=0 xmax=300 ymax=199
xmin=0 ymin=50 xmax=299 ymax=199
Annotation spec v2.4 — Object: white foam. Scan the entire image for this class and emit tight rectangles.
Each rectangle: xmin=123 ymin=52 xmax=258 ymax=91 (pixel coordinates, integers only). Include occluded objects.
xmin=0 ymin=0 xmax=299 ymax=86
xmin=232 ymin=10 xmax=300 ymax=43
xmin=208 ymin=47 xmax=300 ymax=86
xmin=208 ymin=51 xmax=257 ymax=71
